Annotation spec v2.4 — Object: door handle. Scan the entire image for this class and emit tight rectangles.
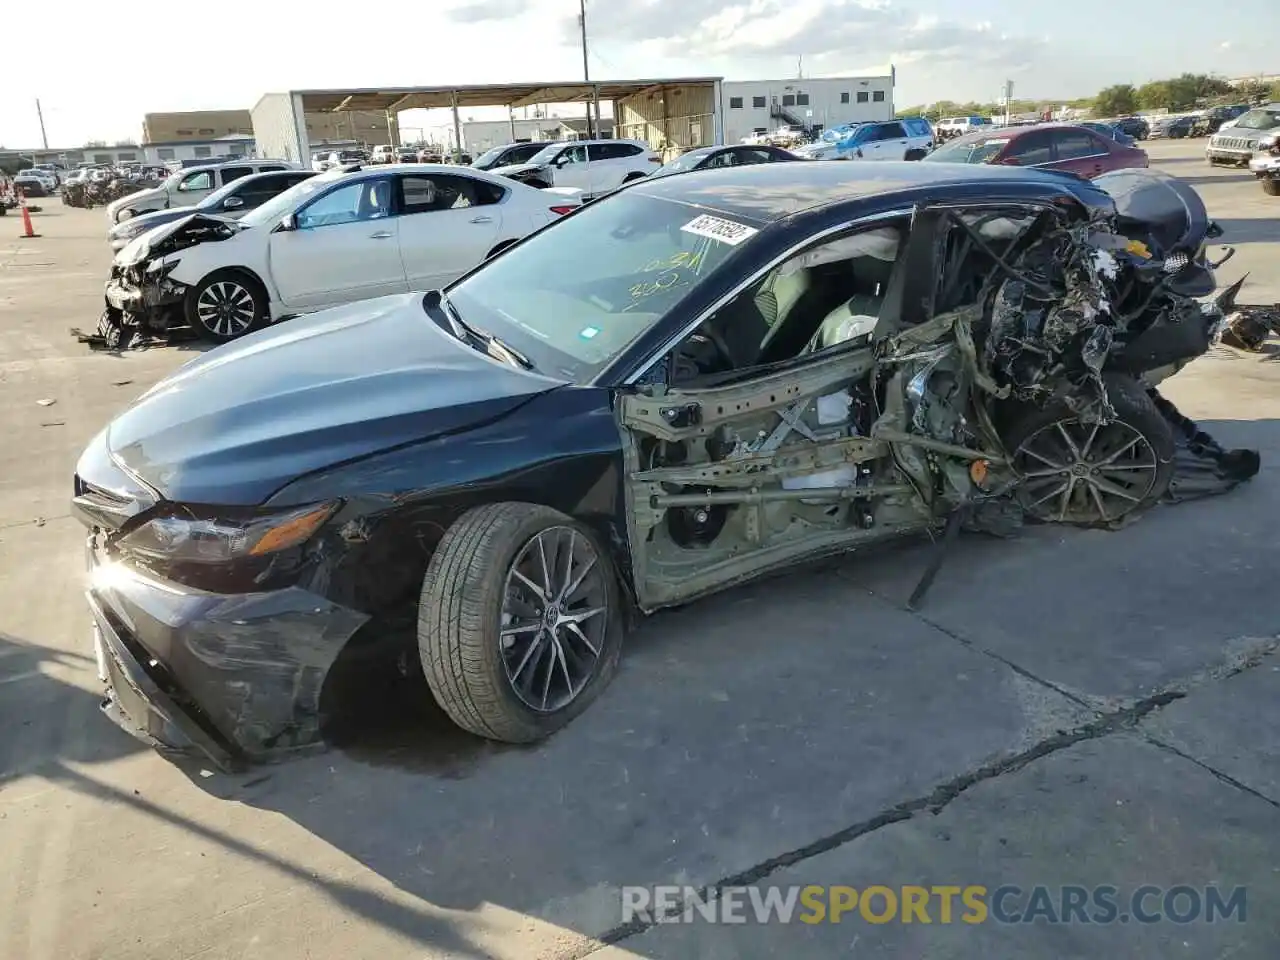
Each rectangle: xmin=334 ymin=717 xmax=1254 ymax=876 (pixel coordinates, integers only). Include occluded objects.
xmin=369 ymin=231 xmax=393 ymax=239
xmin=469 ymin=215 xmax=494 ymax=224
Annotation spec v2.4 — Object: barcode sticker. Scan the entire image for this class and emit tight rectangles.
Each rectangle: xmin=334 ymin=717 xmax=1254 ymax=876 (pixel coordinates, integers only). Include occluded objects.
xmin=680 ymin=214 xmax=759 ymax=246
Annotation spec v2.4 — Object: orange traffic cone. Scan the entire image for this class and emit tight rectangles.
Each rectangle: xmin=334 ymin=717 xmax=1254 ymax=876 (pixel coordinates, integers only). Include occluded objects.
xmin=17 ymin=188 xmax=39 ymax=239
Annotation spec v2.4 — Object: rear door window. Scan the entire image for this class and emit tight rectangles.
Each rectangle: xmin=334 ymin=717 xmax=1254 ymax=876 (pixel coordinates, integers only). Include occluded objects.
xmin=1053 ymin=130 xmax=1106 ymax=161
xmin=1006 ymin=131 xmax=1053 ymax=165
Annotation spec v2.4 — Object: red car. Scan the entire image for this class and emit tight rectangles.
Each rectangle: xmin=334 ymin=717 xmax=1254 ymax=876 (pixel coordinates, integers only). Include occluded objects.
xmin=922 ymin=122 xmax=1148 ymax=179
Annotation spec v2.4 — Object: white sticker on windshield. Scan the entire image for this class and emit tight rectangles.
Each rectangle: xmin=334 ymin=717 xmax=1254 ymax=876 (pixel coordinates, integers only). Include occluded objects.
xmin=680 ymin=214 xmax=758 ymax=246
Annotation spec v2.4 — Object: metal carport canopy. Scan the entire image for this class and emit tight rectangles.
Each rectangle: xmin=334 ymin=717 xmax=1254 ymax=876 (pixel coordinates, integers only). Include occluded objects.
xmin=294 ymin=78 xmax=722 ymax=113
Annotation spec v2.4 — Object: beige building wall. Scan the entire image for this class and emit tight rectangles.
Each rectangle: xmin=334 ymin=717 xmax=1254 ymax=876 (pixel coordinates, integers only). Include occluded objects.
xmin=143 ymin=110 xmax=254 ymax=143
xmin=144 ymin=109 xmax=394 ymax=145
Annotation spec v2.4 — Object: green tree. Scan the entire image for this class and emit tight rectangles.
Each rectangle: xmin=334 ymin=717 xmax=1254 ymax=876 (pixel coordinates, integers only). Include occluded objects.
xmin=1137 ymin=81 xmax=1171 ymax=110
xmin=1234 ymin=80 xmax=1270 ymax=103
xmin=1094 ymin=84 xmax=1138 ymax=117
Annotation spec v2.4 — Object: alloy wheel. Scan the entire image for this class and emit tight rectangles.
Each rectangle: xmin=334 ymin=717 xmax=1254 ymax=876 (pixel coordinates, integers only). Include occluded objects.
xmin=196 ymin=280 xmax=257 ymax=338
xmin=499 ymin=526 xmax=608 ymax=713
xmin=1014 ymin=418 xmax=1159 ymax=524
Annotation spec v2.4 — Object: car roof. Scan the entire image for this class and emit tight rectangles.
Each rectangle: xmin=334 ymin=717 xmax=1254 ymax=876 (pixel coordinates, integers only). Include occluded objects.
xmin=625 ymin=159 xmax=1106 ymax=223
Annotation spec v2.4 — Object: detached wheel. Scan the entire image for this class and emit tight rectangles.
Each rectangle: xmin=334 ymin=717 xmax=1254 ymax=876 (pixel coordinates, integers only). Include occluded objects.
xmin=185 ymin=269 xmax=268 ymax=342
xmin=1263 ymin=179 xmax=1280 ymax=197
xmin=418 ymin=502 xmax=623 ymax=743
xmin=1006 ymin=375 xmax=1174 ymax=527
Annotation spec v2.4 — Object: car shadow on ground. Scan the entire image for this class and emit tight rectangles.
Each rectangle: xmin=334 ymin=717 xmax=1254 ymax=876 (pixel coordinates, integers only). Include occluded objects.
xmin=0 ymin=631 xmax=143 ymax=780
xmin=157 ymin=414 xmax=1280 ymax=946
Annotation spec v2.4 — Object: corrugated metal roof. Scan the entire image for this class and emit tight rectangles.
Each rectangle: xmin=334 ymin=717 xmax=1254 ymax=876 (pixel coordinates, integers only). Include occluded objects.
xmin=284 ymin=78 xmax=721 ymax=113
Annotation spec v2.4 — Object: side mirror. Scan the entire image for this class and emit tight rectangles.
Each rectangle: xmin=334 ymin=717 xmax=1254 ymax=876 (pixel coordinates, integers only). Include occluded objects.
xmin=277 ymin=213 xmax=297 ymax=232
xmin=555 ymin=155 xmax=571 ymax=167
xmin=223 ymin=196 xmax=244 ymax=210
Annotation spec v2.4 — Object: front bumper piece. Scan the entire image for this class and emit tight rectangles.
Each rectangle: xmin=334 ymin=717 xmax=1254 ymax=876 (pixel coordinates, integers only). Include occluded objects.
xmin=1248 ymin=154 xmax=1280 ymax=178
xmin=84 ymin=544 xmax=368 ymax=770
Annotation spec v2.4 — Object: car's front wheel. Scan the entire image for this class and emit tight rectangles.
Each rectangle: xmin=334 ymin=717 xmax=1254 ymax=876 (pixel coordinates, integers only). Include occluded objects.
xmin=1005 ymin=375 xmax=1175 ymax=528
xmin=1263 ymin=179 xmax=1280 ymax=197
xmin=185 ymin=269 xmax=268 ymax=342
xmin=418 ymin=502 xmax=624 ymax=743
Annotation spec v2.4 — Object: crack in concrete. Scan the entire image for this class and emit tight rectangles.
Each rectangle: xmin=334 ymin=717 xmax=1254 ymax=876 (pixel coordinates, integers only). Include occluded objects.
xmin=576 ymin=599 xmax=1279 ymax=956
xmin=583 ymin=687 xmax=1185 ymax=954
xmin=1144 ymin=735 xmax=1280 ymax=811
xmin=0 ymin=513 xmax=72 ymax=532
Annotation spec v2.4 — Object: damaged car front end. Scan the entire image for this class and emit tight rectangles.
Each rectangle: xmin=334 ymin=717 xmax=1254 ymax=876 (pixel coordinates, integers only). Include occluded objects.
xmin=92 ymin=215 xmax=239 ymax=350
xmin=74 ymin=163 xmax=1263 ymax=765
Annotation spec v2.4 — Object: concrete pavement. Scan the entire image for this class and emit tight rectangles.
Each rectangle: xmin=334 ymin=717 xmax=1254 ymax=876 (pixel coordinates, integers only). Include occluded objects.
xmin=1 ymin=141 xmax=1277 ymax=959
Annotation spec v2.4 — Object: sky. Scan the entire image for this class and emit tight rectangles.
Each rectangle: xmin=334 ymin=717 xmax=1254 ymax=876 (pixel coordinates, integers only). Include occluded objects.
xmin=1 ymin=0 xmax=1276 ymax=148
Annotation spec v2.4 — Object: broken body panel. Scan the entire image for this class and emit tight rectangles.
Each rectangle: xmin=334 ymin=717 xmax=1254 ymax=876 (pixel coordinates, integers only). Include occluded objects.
xmin=72 ymin=163 xmax=1260 ymax=765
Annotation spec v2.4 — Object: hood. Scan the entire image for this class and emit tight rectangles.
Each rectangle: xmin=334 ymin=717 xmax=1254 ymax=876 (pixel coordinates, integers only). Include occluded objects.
xmin=108 ymin=185 xmax=166 ymax=217
xmin=103 ymin=293 xmax=567 ymax=505
xmin=491 ymin=162 xmax=546 ymax=178
xmin=114 ymin=213 xmax=239 ymax=267
xmin=109 ymin=206 xmax=193 ymax=242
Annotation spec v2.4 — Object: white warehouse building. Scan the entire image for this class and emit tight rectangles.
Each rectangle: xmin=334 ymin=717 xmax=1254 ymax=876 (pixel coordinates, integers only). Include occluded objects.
xmin=720 ymin=73 xmax=895 ymax=144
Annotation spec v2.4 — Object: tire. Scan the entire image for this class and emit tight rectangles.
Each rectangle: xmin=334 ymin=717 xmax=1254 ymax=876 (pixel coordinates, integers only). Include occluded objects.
xmin=418 ymin=502 xmax=624 ymax=743
xmin=184 ymin=269 xmax=269 ymax=343
xmin=1263 ymin=179 xmax=1280 ymax=197
xmin=1003 ymin=374 xmax=1175 ymax=528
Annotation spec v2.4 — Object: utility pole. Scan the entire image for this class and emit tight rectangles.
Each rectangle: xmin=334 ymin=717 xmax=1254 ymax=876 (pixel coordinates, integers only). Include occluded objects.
xmin=35 ymin=99 xmax=49 ymax=150
xmin=579 ymin=0 xmax=596 ymax=139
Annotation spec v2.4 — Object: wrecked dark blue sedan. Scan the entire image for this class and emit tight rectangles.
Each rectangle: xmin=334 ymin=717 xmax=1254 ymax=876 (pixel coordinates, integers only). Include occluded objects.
xmin=73 ymin=162 xmax=1256 ymax=769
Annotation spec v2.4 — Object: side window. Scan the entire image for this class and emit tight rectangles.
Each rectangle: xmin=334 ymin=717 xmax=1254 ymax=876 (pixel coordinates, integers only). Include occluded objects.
xmin=256 ymin=165 xmax=287 ymax=173
xmin=672 ymin=219 xmax=908 ymax=381
xmin=399 ymin=174 xmax=493 ymax=214
xmin=744 ymin=149 xmax=777 ymax=164
xmin=1006 ymin=131 xmax=1053 ymax=165
xmin=590 ymin=143 xmax=626 ymax=161
xmin=220 ymin=167 xmax=252 ymax=185
xmin=1054 ymin=130 xmax=1105 ymax=160
xmin=177 ymin=171 xmax=213 ymax=192
xmin=296 ymin=180 xmax=389 ymax=229
xmin=239 ymin=174 xmax=295 ymax=206
xmin=703 ymin=151 xmax=733 ymax=168
xmin=562 ymin=145 xmax=588 ymax=164
xmin=879 ymin=122 xmax=906 ymax=139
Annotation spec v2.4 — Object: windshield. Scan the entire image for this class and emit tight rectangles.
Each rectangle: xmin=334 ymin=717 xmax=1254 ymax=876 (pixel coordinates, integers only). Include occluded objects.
xmin=525 ymin=144 xmax=564 ymax=166
xmin=653 ymin=151 xmax=709 ymax=175
xmin=1095 ymin=168 xmax=1208 ymax=256
xmin=445 ymin=192 xmax=758 ymax=382
xmin=240 ymin=173 xmax=339 ymax=228
xmin=472 ymin=145 xmax=512 ymax=168
xmin=196 ymin=176 xmax=251 ymax=210
xmin=1233 ymin=108 xmax=1280 ymax=131
xmin=922 ymin=134 xmax=1009 ymax=164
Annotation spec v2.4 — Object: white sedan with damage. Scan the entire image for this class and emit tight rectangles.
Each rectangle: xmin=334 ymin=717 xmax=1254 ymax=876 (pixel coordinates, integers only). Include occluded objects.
xmin=102 ymin=165 xmax=584 ymax=342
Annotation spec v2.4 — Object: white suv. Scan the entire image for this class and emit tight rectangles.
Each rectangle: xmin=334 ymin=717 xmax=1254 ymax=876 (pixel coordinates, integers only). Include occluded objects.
xmin=489 ymin=139 xmax=661 ymax=197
